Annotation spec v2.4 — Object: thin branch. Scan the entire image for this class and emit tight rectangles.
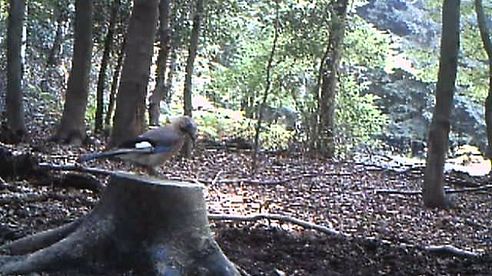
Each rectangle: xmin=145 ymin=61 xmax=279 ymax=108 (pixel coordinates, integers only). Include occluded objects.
xmin=37 ymin=163 xmax=115 ymax=176
xmin=209 ymin=213 xmax=482 ymax=259
xmin=424 ymin=245 xmax=480 ymax=258
xmin=252 ymin=0 xmax=280 ymax=172
xmin=375 ymin=189 xmax=421 ymax=195
xmin=208 ymin=213 xmax=346 ymax=237
xmin=375 ymin=185 xmax=492 ymax=195
xmin=211 ymin=170 xmax=224 ymax=186
xmin=200 ymin=172 xmax=351 ymax=185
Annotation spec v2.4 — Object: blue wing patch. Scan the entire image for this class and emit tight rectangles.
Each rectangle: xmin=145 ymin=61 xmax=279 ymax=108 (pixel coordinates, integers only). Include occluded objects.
xmin=153 ymin=145 xmax=173 ymax=153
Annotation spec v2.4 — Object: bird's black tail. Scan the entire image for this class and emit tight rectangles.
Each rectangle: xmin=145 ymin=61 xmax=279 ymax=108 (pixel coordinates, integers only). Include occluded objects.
xmin=78 ymin=151 xmax=119 ymax=163
xmin=78 ymin=148 xmax=154 ymax=163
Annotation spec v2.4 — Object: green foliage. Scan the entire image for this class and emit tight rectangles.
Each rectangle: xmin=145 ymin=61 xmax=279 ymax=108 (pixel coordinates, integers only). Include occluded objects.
xmin=203 ymin=0 xmax=392 ymax=155
xmin=335 ymin=75 xmax=388 ymax=155
xmin=343 ymin=16 xmax=390 ymax=69
xmin=204 ymin=27 xmax=274 ymax=110
xmin=194 ymin=109 xmax=293 ymax=150
xmin=407 ymin=0 xmax=490 ymax=104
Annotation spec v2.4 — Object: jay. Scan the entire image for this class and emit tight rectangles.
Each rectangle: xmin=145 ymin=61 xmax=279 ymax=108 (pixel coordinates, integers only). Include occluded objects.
xmin=79 ymin=116 xmax=197 ymax=172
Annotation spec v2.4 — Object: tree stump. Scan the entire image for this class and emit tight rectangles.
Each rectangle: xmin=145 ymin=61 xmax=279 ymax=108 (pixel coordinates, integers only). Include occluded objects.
xmin=0 ymin=172 xmax=239 ymax=275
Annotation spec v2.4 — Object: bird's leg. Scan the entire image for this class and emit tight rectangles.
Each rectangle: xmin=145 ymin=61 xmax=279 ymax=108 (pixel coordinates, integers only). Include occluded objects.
xmin=146 ymin=166 xmax=159 ymax=176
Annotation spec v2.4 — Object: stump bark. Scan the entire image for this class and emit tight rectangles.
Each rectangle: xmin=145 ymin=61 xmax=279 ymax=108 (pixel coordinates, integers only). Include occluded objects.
xmin=0 ymin=173 xmax=239 ymax=275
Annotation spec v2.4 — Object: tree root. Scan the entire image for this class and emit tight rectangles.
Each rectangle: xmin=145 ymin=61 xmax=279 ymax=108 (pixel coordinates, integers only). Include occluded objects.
xmin=0 ymin=220 xmax=81 ymax=255
xmin=0 ymin=172 xmax=239 ymax=275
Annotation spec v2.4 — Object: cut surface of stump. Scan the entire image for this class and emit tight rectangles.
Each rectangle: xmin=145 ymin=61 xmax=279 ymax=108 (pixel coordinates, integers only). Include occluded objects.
xmin=0 ymin=172 xmax=239 ymax=275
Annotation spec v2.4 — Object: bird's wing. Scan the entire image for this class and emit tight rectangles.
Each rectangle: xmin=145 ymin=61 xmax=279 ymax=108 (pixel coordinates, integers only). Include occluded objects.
xmin=119 ymin=126 xmax=182 ymax=154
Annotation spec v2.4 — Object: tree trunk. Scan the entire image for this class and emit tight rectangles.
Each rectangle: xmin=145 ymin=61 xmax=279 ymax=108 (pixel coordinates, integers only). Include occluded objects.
xmin=41 ymin=4 xmax=68 ymax=93
xmin=95 ymin=0 xmax=120 ymax=133
xmin=0 ymin=173 xmax=240 ymax=275
xmin=181 ymin=0 xmax=204 ymax=157
xmin=5 ymin=0 xmax=27 ymax=143
xmin=309 ymin=42 xmax=331 ymax=153
xmin=104 ymin=36 xmax=126 ymax=130
xmin=251 ymin=0 xmax=279 ymax=173
xmin=52 ymin=0 xmax=93 ymax=145
xmin=110 ymin=0 xmax=159 ymax=147
xmin=165 ymin=48 xmax=178 ymax=105
xmin=149 ymin=0 xmax=172 ymax=126
xmin=475 ymin=0 xmax=492 ymax=159
xmin=423 ymin=0 xmax=461 ymax=209
xmin=46 ymin=4 xmax=67 ymax=68
xmin=318 ymin=0 xmax=349 ymax=157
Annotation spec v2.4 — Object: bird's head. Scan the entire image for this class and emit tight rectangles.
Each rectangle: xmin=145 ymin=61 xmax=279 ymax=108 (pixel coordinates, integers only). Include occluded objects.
xmin=174 ymin=116 xmax=197 ymax=144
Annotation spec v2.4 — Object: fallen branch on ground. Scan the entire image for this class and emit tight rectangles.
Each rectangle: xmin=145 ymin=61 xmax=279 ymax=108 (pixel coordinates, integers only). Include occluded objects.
xmin=424 ymin=245 xmax=480 ymax=258
xmin=375 ymin=185 xmax=492 ymax=195
xmin=37 ymin=163 xmax=115 ymax=177
xmin=200 ymin=172 xmax=352 ymax=186
xmin=209 ymin=213 xmax=482 ymax=259
xmin=209 ymin=213 xmax=346 ymax=237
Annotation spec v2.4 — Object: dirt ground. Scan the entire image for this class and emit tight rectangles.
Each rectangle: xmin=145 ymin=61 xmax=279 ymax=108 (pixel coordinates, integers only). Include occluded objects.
xmin=1 ymin=143 xmax=491 ymax=275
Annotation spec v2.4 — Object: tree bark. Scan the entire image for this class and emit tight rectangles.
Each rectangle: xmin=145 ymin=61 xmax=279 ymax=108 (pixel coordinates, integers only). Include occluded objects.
xmin=181 ymin=0 xmax=204 ymax=156
xmin=474 ymin=0 xmax=492 ymax=158
xmin=423 ymin=0 xmax=461 ymax=208
xmin=5 ymin=0 xmax=27 ymax=143
xmin=95 ymin=0 xmax=120 ymax=133
xmin=104 ymin=36 xmax=126 ymax=130
xmin=165 ymin=48 xmax=178 ymax=105
xmin=110 ymin=0 xmax=159 ymax=147
xmin=149 ymin=0 xmax=173 ymax=126
xmin=41 ymin=4 xmax=68 ymax=93
xmin=46 ymin=3 xmax=67 ymax=68
xmin=52 ymin=0 xmax=93 ymax=145
xmin=0 ymin=173 xmax=239 ymax=275
xmin=318 ymin=0 xmax=349 ymax=157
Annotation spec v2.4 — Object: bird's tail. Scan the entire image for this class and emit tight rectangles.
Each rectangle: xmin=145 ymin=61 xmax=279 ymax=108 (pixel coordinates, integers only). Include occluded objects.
xmin=78 ymin=151 xmax=119 ymax=163
xmin=78 ymin=148 xmax=154 ymax=163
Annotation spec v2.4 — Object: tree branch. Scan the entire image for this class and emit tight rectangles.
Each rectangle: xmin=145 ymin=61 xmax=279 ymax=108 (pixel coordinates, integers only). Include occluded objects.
xmin=37 ymin=163 xmax=115 ymax=176
xmin=209 ymin=213 xmax=482 ymax=258
xmin=375 ymin=185 xmax=492 ymax=195
xmin=209 ymin=213 xmax=345 ymax=237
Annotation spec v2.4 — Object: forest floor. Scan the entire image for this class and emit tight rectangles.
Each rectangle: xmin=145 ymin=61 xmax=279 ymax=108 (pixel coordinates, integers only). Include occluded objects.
xmin=1 ymin=137 xmax=492 ymax=275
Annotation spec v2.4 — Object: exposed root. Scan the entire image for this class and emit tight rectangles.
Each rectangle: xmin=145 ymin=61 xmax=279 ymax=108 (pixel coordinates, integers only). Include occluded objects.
xmin=0 ymin=173 xmax=239 ymax=275
xmin=0 ymin=220 xmax=81 ymax=255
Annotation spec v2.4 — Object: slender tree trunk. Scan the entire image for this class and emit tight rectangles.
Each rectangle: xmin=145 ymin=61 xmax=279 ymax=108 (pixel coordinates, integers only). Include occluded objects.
xmin=52 ymin=0 xmax=93 ymax=145
xmin=181 ymin=0 xmax=204 ymax=156
xmin=423 ymin=0 xmax=461 ymax=208
xmin=46 ymin=4 xmax=67 ymax=68
xmin=164 ymin=48 xmax=177 ymax=105
xmin=110 ymin=0 xmax=159 ymax=147
xmin=148 ymin=0 xmax=172 ymax=126
xmin=105 ymin=37 xmax=127 ymax=130
xmin=5 ymin=0 xmax=27 ymax=143
xmin=475 ymin=0 xmax=492 ymax=159
xmin=41 ymin=5 xmax=68 ymax=93
xmin=309 ymin=44 xmax=331 ymax=152
xmin=251 ymin=0 xmax=279 ymax=172
xmin=95 ymin=0 xmax=120 ymax=133
xmin=318 ymin=0 xmax=349 ymax=157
